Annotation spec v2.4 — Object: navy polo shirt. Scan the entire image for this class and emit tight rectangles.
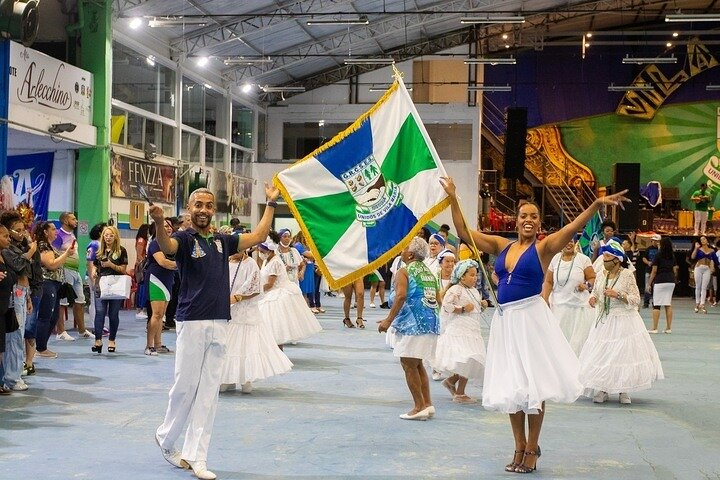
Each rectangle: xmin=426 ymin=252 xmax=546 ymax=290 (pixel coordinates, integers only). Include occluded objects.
xmin=173 ymin=228 xmax=239 ymax=321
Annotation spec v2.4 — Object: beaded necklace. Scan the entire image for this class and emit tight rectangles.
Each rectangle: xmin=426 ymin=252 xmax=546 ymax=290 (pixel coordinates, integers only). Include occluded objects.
xmin=554 ymin=252 xmax=576 ymax=287
xmin=460 ymin=282 xmax=485 ymax=312
xmin=595 ymin=268 xmax=621 ymax=325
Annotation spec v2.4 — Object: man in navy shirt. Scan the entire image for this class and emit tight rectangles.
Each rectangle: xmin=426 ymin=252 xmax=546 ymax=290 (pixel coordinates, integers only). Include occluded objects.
xmin=150 ymin=184 xmax=279 ymax=480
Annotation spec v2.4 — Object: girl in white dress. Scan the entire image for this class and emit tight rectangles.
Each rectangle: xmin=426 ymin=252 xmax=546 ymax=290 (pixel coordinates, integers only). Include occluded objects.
xmin=542 ymin=240 xmax=596 ymax=356
xmin=220 ymin=250 xmax=293 ymax=394
xmin=258 ymin=232 xmax=322 ymax=347
xmin=435 ymin=260 xmax=488 ymax=404
xmin=581 ymin=240 xmax=664 ymax=405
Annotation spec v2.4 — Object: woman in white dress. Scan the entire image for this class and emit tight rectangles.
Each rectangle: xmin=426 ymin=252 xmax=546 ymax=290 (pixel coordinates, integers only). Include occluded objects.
xmin=437 ymin=250 xmax=456 ymax=298
xmin=423 ymin=233 xmax=446 ymax=272
xmin=258 ymin=232 xmax=322 ymax=348
xmin=435 ymin=260 xmax=487 ymax=404
xmin=277 ymin=228 xmax=305 ymax=286
xmin=581 ymin=239 xmax=664 ymax=404
xmin=542 ymin=239 xmax=596 ymax=356
xmin=220 ymin=249 xmax=293 ymax=394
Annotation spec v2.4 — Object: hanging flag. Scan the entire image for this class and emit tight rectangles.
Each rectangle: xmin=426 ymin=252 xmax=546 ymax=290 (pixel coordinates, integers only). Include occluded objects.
xmin=578 ymin=212 xmax=603 ymax=257
xmin=274 ymin=74 xmax=450 ymax=289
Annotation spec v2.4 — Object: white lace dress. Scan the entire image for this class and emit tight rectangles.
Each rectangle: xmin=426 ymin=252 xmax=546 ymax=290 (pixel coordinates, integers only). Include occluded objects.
xmin=434 ymin=285 xmax=487 ymax=381
xmin=259 ymin=255 xmax=322 ymax=345
xmin=221 ymin=258 xmax=293 ymax=385
xmin=579 ymin=268 xmax=664 ymax=395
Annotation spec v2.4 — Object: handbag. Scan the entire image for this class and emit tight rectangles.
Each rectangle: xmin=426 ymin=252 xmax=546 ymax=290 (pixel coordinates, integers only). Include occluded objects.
xmin=99 ymin=274 xmax=132 ymax=300
xmin=4 ymin=309 xmax=19 ymax=333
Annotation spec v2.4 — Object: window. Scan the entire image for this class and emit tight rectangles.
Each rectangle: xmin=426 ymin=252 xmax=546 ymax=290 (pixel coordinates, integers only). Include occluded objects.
xmin=232 ymin=101 xmax=253 ymax=148
xmin=282 ymin=122 xmax=348 ymax=159
xmin=204 ymin=87 xmax=226 ymax=137
xmin=231 ymin=148 xmax=253 ymax=177
xmin=182 ymin=78 xmax=204 ymax=131
xmin=112 ymin=42 xmax=175 ymax=119
xmin=111 ymin=107 xmax=126 ymax=144
xmin=181 ymin=131 xmax=201 ymax=164
xmin=205 ymin=139 xmax=225 ymax=169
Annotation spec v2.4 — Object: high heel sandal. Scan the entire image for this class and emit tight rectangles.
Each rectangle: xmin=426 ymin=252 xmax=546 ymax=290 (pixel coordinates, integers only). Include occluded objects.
xmin=515 ymin=446 xmax=541 ymax=473
xmin=342 ymin=318 xmax=355 ymax=328
xmin=505 ymin=450 xmax=525 ymax=472
xmin=356 ymin=318 xmax=365 ymax=329
xmin=108 ymin=343 xmax=116 ymax=353
xmin=91 ymin=343 xmax=103 ymax=354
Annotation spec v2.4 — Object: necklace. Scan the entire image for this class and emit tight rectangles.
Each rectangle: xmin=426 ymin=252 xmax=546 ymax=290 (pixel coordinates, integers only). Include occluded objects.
xmin=596 ymin=269 xmax=621 ymax=325
xmin=554 ymin=253 xmax=576 ymax=287
xmin=461 ymin=283 xmax=484 ymax=312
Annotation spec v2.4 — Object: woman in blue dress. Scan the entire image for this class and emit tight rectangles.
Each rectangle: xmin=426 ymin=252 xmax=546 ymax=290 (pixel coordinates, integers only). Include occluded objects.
xmin=377 ymin=237 xmax=440 ymax=421
xmin=441 ymin=177 xmax=629 ymax=473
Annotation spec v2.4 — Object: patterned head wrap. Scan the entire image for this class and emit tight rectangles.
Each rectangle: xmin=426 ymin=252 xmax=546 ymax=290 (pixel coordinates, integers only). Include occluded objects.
xmin=278 ymin=228 xmax=291 ymax=238
xmin=451 ymin=259 xmax=479 ymax=285
xmin=599 ymin=238 xmax=624 ymax=261
xmin=429 ymin=233 xmax=446 ymax=246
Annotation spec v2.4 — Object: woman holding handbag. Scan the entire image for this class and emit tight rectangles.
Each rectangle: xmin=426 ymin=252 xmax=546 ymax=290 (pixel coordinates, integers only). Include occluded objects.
xmin=92 ymin=226 xmax=128 ymax=354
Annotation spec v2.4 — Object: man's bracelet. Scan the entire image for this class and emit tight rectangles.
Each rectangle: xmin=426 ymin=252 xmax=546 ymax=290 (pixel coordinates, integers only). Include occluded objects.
xmin=267 ymin=200 xmax=278 ymax=208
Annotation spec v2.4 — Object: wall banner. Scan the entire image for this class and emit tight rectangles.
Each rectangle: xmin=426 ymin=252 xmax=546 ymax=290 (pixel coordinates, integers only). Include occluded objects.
xmin=6 ymin=152 xmax=54 ymax=222
xmin=111 ymin=152 xmax=176 ymax=205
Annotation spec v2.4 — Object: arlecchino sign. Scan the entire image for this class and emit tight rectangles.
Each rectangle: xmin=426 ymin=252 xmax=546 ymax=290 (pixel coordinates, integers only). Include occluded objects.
xmin=8 ymin=41 xmax=93 ymax=125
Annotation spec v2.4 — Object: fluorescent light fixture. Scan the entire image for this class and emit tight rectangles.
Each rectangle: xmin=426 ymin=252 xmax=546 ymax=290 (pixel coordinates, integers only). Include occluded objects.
xmin=129 ymin=17 xmax=143 ymax=29
xmin=607 ymin=83 xmax=654 ymax=92
xmin=196 ymin=56 xmax=209 ymax=67
xmin=344 ymin=57 xmax=395 ymax=65
xmin=468 ymin=84 xmax=512 ymax=92
xmin=369 ymin=84 xmax=413 ymax=92
xmin=307 ymin=16 xmax=369 ymax=26
xmin=223 ymin=57 xmax=272 ymax=66
xmin=464 ymin=56 xmax=516 ymax=65
xmin=665 ymin=13 xmax=720 ymax=22
xmin=706 ymin=84 xmax=720 ymax=91
xmin=146 ymin=55 xmax=155 ymax=67
xmin=622 ymin=55 xmax=677 ymax=64
xmin=460 ymin=16 xmax=525 ymax=24
xmin=261 ymin=85 xmax=306 ymax=93
xmin=148 ymin=17 xmax=208 ymax=27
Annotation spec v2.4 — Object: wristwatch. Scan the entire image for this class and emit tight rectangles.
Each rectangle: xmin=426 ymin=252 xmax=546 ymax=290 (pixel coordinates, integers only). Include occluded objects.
xmin=460 ymin=306 xmax=465 ymax=313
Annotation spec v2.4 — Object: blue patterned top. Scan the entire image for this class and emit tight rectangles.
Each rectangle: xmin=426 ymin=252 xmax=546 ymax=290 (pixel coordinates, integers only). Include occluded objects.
xmin=495 ymin=242 xmax=544 ymax=304
xmin=389 ymin=261 xmax=440 ymax=335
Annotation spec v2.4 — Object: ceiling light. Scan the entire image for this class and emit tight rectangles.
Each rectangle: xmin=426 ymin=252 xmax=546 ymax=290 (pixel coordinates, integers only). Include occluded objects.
xmin=666 ymin=42 xmax=673 ymax=47
xmin=608 ymin=83 xmax=654 ymax=92
xmin=261 ymin=85 xmax=306 ymax=93
xmin=460 ymin=16 xmax=525 ymax=24
xmin=148 ymin=17 xmax=208 ymax=27
xmin=344 ymin=57 xmax=395 ymax=65
xmin=129 ymin=17 xmax=143 ymax=29
xmin=502 ymin=33 xmax=508 ymax=40
xmin=368 ymin=84 xmax=413 ymax=92
xmin=464 ymin=57 xmax=516 ymax=65
xmin=241 ymin=83 xmax=252 ymax=93
xmin=224 ymin=57 xmax=272 ymax=66
xmin=468 ymin=84 xmax=512 ymax=92
xmin=622 ymin=55 xmax=677 ymax=64
xmin=706 ymin=84 xmax=720 ymax=91
xmin=505 ymin=44 xmax=510 ymax=49
xmin=307 ymin=16 xmax=369 ymax=26
xmin=672 ymin=32 xmax=679 ymax=37
xmin=665 ymin=13 xmax=720 ymax=22
xmin=586 ymin=32 xmax=592 ymax=38
xmin=196 ymin=56 xmax=209 ymax=67
xmin=146 ymin=55 xmax=155 ymax=67
xmin=584 ymin=42 xmax=590 ymax=47
xmin=318 ymin=120 xmax=325 ymax=127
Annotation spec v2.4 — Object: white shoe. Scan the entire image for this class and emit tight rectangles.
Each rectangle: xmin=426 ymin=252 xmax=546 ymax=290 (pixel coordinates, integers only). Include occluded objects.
xmin=399 ymin=410 xmax=429 ymax=421
xmin=369 ymin=302 xmax=376 ymax=308
xmin=135 ymin=311 xmax=148 ymax=319
xmin=9 ymin=380 xmax=29 ymax=391
xmin=144 ymin=347 xmax=158 ymax=356
xmin=593 ymin=391 xmax=609 ymax=403
xmin=185 ymin=460 xmax=216 ymax=480
xmin=420 ymin=405 xmax=435 ymax=418
xmin=155 ymin=433 xmax=185 ymax=469
xmin=78 ymin=330 xmax=93 ymax=338
xmin=431 ymin=370 xmax=444 ymax=381
xmin=56 ymin=331 xmax=75 ymax=341
xmin=619 ymin=393 xmax=632 ymax=404
xmin=241 ymin=382 xmax=253 ymax=394
xmin=664 ymin=329 xmax=672 ymax=334
xmin=219 ymin=383 xmax=236 ymax=393
xmin=647 ymin=329 xmax=658 ymax=334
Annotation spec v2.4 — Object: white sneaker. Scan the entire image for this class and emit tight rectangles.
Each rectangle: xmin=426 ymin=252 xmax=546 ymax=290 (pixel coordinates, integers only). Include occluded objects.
xmin=664 ymin=329 xmax=672 ymax=334
xmin=56 ymin=331 xmax=75 ymax=341
xmin=431 ymin=370 xmax=444 ymax=381
xmin=241 ymin=382 xmax=253 ymax=394
xmin=185 ymin=460 xmax=216 ymax=480
xmin=370 ymin=302 xmax=376 ymax=308
xmin=619 ymin=393 xmax=632 ymax=404
xmin=155 ymin=433 xmax=185 ymax=469
xmin=135 ymin=311 xmax=148 ymax=320
xmin=647 ymin=329 xmax=658 ymax=334
xmin=593 ymin=391 xmax=609 ymax=403
xmin=144 ymin=347 xmax=158 ymax=356
xmin=10 ymin=380 xmax=29 ymax=391
xmin=78 ymin=330 xmax=93 ymax=338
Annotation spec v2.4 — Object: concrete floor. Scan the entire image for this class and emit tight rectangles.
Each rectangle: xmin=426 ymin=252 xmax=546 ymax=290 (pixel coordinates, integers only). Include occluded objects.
xmin=0 ymin=295 xmax=718 ymax=479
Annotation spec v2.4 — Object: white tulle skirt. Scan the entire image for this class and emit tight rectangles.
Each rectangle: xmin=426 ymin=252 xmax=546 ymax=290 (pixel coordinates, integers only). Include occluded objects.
xmin=391 ymin=333 xmax=437 ymax=361
xmin=553 ymin=303 xmax=595 ymax=357
xmin=259 ymin=284 xmax=322 ymax=345
xmin=482 ymin=295 xmax=583 ymax=414
xmin=221 ymin=299 xmax=293 ymax=384
xmin=433 ymin=313 xmax=486 ymax=381
xmin=579 ymin=309 xmax=664 ymax=395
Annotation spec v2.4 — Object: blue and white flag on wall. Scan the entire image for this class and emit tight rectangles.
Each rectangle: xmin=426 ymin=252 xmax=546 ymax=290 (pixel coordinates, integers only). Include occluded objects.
xmin=6 ymin=152 xmax=54 ymax=222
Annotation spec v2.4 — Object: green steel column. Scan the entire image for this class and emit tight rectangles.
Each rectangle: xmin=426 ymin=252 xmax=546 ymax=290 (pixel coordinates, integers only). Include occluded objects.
xmin=75 ymin=0 xmax=112 ymax=275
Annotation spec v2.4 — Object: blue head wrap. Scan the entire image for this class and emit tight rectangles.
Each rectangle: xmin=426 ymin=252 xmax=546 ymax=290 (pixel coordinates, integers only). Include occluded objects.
xmin=278 ymin=228 xmax=291 ymax=238
xmin=451 ymin=259 xmax=479 ymax=285
xmin=599 ymin=238 xmax=624 ymax=261
xmin=430 ymin=233 xmax=446 ymax=246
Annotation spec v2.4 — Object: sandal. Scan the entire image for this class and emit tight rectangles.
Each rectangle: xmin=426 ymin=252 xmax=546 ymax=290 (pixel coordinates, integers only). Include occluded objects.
xmin=505 ymin=450 xmax=525 ymax=472
xmin=356 ymin=318 xmax=365 ymax=329
xmin=317 ymin=307 xmax=326 ymax=313
xmin=515 ymin=447 xmax=541 ymax=473
xmin=342 ymin=318 xmax=355 ymax=328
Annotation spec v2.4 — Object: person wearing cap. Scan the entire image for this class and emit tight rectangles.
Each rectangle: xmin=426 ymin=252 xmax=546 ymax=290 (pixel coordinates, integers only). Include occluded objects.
xmin=691 ymin=183 xmax=712 ymax=236
xmin=641 ymin=234 xmax=661 ymax=308
xmin=542 ymin=238 xmax=596 ymax=356
xmin=150 ymin=184 xmax=279 ymax=480
xmin=581 ymin=239 xmax=664 ymax=405
xmin=646 ymin=237 xmax=678 ymax=334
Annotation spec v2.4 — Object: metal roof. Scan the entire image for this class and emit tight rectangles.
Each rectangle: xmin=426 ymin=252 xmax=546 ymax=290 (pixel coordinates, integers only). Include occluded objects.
xmin=112 ymin=0 xmax=720 ymax=102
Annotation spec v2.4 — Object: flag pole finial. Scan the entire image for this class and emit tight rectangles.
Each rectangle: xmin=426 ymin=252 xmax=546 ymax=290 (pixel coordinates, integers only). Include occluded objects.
xmin=392 ymin=65 xmax=404 ymax=82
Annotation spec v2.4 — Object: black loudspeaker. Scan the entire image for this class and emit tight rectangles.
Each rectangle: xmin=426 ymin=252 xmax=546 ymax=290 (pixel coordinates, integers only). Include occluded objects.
xmin=504 ymin=107 xmax=528 ymax=179
xmin=638 ymin=209 xmax=654 ymax=232
xmin=613 ymin=163 xmax=640 ymax=231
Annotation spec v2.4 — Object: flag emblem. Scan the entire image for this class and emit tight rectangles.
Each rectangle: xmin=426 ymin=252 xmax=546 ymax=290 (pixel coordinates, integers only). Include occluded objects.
xmin=341 ymin=154 xmax=403 ymax=227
